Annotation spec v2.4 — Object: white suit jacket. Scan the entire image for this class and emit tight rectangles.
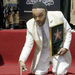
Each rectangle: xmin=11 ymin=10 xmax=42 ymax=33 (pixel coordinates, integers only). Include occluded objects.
xmin=19 ymin=11 xmax=72 ymax=72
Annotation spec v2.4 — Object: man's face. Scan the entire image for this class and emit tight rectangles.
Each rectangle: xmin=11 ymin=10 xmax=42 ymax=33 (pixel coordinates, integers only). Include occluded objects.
xmin=32 ymin=8 xmax=47 ymax=26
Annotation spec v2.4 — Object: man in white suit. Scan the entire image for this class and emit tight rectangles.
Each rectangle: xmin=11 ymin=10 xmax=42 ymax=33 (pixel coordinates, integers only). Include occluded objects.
xmin=19 ymin=2 xmax=72 ymax=75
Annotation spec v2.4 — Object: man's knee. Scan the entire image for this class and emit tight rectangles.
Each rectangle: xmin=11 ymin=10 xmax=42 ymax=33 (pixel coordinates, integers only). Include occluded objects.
xmin=35 ymin=70 xmax=47 ymax=75
xmin=56 ymin=70 xmax=67 ymax=75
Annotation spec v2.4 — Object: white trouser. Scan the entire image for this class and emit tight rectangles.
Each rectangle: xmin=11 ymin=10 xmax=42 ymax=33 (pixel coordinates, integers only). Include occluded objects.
xmin=34 ymin=55 xmax=70 ymax=75
xmin=52 ymin=56 xmax=69 ymax=75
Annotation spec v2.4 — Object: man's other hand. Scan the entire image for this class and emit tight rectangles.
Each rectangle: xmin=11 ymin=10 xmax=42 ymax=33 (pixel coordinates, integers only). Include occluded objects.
xmin=19 ymin=61 xmax=27 ymax=72
xmin=57 ymin=48 xmax=68 ymax=55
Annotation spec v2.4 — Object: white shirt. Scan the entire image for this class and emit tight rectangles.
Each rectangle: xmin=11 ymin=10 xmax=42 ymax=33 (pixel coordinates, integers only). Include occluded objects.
xmin=36 ymin=18 xmax=51 ymax=70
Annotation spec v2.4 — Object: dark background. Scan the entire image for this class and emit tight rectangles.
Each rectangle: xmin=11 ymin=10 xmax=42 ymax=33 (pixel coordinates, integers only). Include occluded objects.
xmin=1 ymin=0 xmax=74 ymax=29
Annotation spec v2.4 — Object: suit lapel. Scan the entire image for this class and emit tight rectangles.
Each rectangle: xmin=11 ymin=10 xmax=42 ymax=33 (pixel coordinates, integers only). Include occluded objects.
xmin=32 ymin=22 xmax=42 ymax=48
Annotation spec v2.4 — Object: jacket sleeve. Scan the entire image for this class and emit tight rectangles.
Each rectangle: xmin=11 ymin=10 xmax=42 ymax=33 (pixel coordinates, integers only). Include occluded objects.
xmin=19 ymin=26 xmax=34 ymax=63
xmin=62 ymin=13 xmax=72 ymax=50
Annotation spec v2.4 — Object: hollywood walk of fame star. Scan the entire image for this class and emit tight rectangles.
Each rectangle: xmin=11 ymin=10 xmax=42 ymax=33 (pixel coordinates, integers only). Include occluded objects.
xmin=54 ymin=29 xmax=61 ymax=41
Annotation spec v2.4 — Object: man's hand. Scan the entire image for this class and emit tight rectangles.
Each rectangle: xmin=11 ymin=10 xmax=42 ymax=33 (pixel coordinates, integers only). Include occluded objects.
xmin=19 ymin=61 xmax=27 ymax=72
xmin=57 ymin=48 xmax=68 ymax=55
